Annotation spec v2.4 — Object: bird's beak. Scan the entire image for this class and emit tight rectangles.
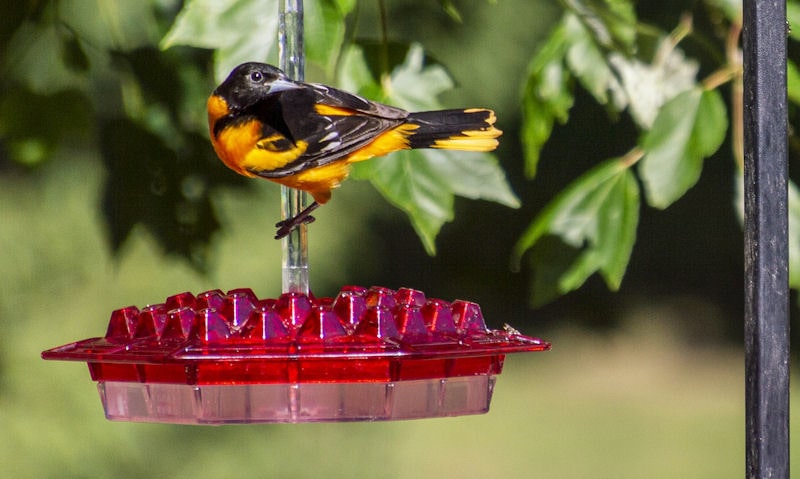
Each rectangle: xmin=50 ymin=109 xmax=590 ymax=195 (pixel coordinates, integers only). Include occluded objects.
xmin=269 ymin=79 xmax=301 ymax=93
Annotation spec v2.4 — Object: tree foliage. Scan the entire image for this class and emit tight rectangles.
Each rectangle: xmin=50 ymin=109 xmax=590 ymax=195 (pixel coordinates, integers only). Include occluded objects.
xmin=516 ymin=0 xmax=767 ymax=305
xmin=1 ymin=0 xmax=517 ymax=261
xmin=1 ymin=0 xmax=799 ymax=307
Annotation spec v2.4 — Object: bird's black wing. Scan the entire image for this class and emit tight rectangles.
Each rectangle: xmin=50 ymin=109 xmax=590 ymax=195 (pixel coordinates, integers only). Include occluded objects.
xmin=251 ymin=84 xmax=408 ymax=178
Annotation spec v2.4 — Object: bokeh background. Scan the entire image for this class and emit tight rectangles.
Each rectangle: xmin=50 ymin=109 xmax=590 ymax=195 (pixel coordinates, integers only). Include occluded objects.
xmin=2 ymin=0 xmax=798 ymax=477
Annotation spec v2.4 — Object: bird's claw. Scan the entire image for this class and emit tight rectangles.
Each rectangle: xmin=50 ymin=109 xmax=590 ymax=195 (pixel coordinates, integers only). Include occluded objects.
xmin=274 ymin=215 xmax=316 ymax=239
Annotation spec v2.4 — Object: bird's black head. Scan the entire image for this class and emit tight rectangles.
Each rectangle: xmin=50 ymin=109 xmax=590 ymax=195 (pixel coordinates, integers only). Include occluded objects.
xmin=212 ymin=62 xmax=299 ymax=111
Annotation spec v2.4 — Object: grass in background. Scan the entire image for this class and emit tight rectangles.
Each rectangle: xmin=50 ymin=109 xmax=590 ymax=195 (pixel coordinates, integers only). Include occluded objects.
xmin=0 ymin=157 xmax=791 ymax=478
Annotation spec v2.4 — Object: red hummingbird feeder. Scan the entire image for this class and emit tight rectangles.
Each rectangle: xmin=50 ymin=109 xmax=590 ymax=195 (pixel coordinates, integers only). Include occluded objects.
xmin=41 ymin=0 xmax=549 ymax=424
xmin=42 ymin=285 xmax=549 ymax=423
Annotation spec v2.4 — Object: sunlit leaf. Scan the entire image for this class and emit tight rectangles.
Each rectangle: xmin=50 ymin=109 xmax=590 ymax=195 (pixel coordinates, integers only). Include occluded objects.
xmin=513 ymin=158 xmax=639 ymax=306
xmin=345 ymin=44 xmax=518 ymax=254
xmin=384 ymin=44 xmax=454 ymax=110
xmin=638 ymin=88 xmax=727 ymax=209
xmin=608 ymin=38 xmax=698 ymax=129
xmin=162 ymin=0 xmax=349 ymax=81
xmin=332 ymin=0 xmax=357 ymax=12
xmin=161 ymin=0 xmax=279 ymax=82
xmin=422 ymin=149 xmax=520 ymax=208
xmin=161 ymin=0 xmax=266 ymax=50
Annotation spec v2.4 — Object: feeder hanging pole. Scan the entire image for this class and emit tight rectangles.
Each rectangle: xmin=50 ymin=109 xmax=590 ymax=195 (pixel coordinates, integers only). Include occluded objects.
xmin=278 ymin=0 xmax=309 ymax=295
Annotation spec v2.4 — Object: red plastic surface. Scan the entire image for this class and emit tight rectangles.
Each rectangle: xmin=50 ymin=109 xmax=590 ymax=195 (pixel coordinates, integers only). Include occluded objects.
xmin=42 ymin=286 xmax=549 ymax=385
xmin=42 ymin=286 xmax=549 ymax=423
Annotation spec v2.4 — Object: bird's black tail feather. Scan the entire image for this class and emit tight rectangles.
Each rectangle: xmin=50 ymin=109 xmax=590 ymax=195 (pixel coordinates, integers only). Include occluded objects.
xmin=406 ymin=108 xmax=501 ymax=151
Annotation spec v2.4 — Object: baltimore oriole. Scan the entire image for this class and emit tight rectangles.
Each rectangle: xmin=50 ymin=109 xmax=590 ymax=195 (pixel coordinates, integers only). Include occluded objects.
xmin=208 ymin=62 xmax=502 ymax=239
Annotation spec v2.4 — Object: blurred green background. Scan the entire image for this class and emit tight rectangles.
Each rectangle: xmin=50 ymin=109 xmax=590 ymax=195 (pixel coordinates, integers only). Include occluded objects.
xmin=1 ymin=0 xmax=796 ymax=477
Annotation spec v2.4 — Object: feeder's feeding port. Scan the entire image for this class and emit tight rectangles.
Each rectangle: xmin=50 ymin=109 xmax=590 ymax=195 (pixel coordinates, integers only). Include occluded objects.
xmin=42 ymin=285 xmax=549 ymax=424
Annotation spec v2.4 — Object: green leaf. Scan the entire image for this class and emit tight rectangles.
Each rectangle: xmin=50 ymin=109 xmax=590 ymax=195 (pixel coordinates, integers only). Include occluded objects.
xmin=788 ymin=59 xmax=800 ymax=106
xmin=59 ymin=0 xmax=158 ymax=52
xmin=564 ymin=13 xmax=618 ymax=105
xmin=5 ymin=21 xmax=87 ymax=94
xmin=356 ymin=147 xmax=518 ymax=255
xmin=384 ymin=44 xmax=454 ymax=110
xmin=520 ymin=19 xmax=575 ymax=178
xmin=332 ymin=0 xmax=357 ymax=12
xmin=161 ymin=0 xmax=279 ymax=82
xmin=337 ymin=44 xmax=378 ymax=94
xmin=522 ymin=236 xmax=585 ymax=307
xmin=608 ymin=38 xmax=698 ymax=129
xmin=638 ymin=88 xmax=727 ymax=209
xmin=789 ymin=180 xmax=800 ymax=289
xmin=161 ymin=0 xmax=349 ymax=81
xmin=789 ymin=0 xmax=800 ymax=42
xmin=513 ymin=158 xmax=640 ymax=306
xmin=361 ymin=149 xmax=455 ymax=254
xmin=346 ymin=44 xmax=519 ymax=254
xmin=563 ymin=0 xmax=637 ymax=54
xmin=601 ymin=0 xmax=638 ymax=49
xmin=304 ymin=0 xmax=351 ymax=76
xmin=421 ymin=149 xmax=520 ymax=208
xmin=161 ymin=0 xmax=266 ymax=50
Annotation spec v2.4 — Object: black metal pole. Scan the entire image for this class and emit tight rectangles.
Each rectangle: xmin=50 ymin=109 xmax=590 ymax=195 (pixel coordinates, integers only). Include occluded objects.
xmin=742 ymin=0 xmax=790 ymax=478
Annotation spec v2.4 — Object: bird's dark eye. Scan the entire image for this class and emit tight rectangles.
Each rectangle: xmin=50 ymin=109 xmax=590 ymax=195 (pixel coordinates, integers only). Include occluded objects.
xmin=250 ymin=71 xmax=264 ymax=82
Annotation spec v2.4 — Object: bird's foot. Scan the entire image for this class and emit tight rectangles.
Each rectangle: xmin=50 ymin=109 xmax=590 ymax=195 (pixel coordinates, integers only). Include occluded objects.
xmin=274 ymin=202 xmax=320 ymax=239
xmin=274 ymin=215 xmax=316 ymax=239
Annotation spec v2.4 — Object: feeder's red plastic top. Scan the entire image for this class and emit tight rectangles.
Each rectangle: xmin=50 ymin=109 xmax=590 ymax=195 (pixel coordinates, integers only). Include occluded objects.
xmin=42 ymin=286 xmax=549 ymax=385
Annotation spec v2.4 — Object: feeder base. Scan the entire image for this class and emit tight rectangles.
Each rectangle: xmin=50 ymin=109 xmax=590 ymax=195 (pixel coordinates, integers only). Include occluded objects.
xmin=99 ymin=376 xmax=497 ymax=424
xmin=44 ymin=286 xmax=549 ymax=423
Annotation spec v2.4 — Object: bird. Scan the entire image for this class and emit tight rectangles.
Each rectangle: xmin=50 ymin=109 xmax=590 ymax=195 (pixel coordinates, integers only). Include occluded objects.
xmin=207 ymin=62 xmax=502 ymax=239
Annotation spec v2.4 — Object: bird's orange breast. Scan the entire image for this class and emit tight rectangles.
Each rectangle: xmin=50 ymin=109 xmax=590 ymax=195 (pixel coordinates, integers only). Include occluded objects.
xmin=208 ymin=95 xmax=310 ymax=177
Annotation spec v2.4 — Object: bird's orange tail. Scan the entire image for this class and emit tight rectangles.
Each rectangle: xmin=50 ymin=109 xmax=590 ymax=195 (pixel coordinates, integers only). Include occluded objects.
xmin=406 ymin=108 xmax=501 ymax=152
